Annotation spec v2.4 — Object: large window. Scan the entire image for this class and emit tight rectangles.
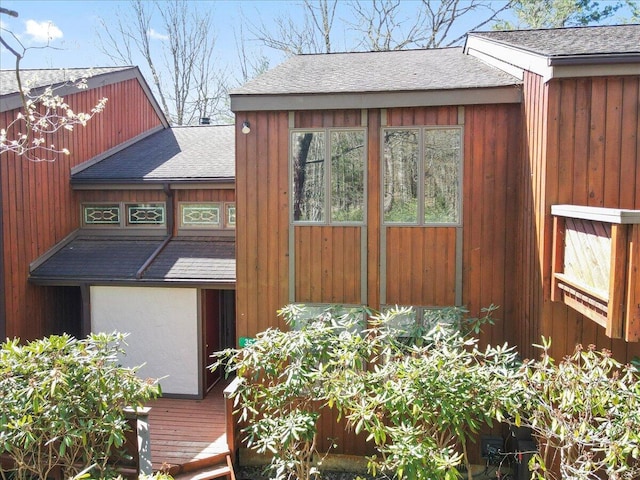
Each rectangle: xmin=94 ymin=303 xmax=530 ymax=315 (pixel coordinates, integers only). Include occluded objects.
xmin=291 ymin=129 xmax=366 ymax=224
xmin=383 ymin=127 xmax=462 ymax=225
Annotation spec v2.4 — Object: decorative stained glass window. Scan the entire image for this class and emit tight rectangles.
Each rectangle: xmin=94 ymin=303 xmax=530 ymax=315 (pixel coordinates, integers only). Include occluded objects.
xmin=225 ymin=203 xmax=236 ymax=228
xmin=180 ymin=203 xmax=221 ymax=228
xmin=126 ymin=203 xmax=166 ymax=226
xmin=83 ymin=205 xmax=120 ymax=225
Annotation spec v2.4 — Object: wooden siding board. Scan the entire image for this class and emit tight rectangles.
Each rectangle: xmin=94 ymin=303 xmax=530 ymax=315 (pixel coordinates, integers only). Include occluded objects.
xmin=620 ymin=78 xmax=639 ymax=209
xmin=491 ymin=105 xmax=509 ymax=347
xmin=588 ymin=78 xmax=607 ymax=208
xmin=604 ymin=78 xmax=623 ymax=208
xmin=467 ymin=105 xmax=485 ymax=322
xmin=626 ymin=225 xmax=640 ymax=341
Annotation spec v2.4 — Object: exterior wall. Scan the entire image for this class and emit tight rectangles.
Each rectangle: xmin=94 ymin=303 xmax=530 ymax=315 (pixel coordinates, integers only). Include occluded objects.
xmin=91 ymin=286 xmax=200 ymax=396
xmin=235 ymin=103 xmax=521 ymax=453
xmin=236 ymin=105 xmax=520 ymax=344
xmin=1 ymin=78 xmax=164 ymax=339
xmin=515 ymin=71 xmax=640 ymax=361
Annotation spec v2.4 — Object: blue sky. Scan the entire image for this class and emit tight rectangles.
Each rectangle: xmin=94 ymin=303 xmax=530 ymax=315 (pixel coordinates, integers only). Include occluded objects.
xmin=0 ymin=0 xmax=295 ymax=72
xmin=0 ymin=0 xmax=513 ymax=75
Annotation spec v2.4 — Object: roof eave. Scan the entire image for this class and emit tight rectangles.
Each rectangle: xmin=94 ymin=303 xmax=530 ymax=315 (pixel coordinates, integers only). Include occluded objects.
xmin=230 ymin=85 xmax=522 ymax=112
xmin=465 ymin=34 xmax=640 ymax=82
xmin=28 ymin=275 xmax=236 ymax=287
xmin=1 ymin=67 xmax=169 ymax=126
xmin=71 ymin=178 xmax=235 ymax=189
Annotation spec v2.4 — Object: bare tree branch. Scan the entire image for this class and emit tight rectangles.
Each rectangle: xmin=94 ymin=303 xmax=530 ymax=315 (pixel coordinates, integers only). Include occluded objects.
xmin=96 ymin=0 xmax=225 ymax=125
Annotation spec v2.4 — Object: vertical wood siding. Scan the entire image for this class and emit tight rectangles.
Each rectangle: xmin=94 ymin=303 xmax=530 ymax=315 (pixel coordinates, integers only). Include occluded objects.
xmin=235 ymin=103 xmax=521 ymax=455
xmin=294 ymin=226 xmax=362 ymax=304
xmin=515 ymin=72 xmax=640 ymax=362
xmin=1 ymin=78 xmax=164 ymax=339
xmin=385 ymin=227 xmax=456 ymax=305
xmin=236 ymin=104 xmax=521 ymax=340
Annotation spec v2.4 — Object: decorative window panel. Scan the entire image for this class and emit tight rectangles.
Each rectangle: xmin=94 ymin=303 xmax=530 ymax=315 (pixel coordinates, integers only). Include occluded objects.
xmin=83 ymin=204 xmax=120 ymax=225
xmin=180 ymin=203 xmax=221 ymax=228
xmin=225 ymin=203 xmax=236 ymax=228
xmin=126 ymin=203 xmax=166 ymax=226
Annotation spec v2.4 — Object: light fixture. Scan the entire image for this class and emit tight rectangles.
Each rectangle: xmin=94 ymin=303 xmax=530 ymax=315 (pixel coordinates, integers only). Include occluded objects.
xmin=241 ymin=121 xmax=251 ymax=134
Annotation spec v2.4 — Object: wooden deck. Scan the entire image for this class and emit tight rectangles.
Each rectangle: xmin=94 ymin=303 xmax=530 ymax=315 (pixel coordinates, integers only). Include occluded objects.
xmin=147 ymin=381 xmax=230 ymax=475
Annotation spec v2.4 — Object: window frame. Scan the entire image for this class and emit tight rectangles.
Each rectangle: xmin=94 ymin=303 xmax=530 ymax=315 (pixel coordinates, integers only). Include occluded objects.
xmin=290 ymin=127 xmax=367 ymax=226
xmin=178 ymin=201 xmax=237 ymax=232
xmin=81 ymin=202 xmax=166 ymax=230
xmin=380 ymin=305 xmax=460 ymax=338
xmin=381 ymin=126 xmax=463 ymax=227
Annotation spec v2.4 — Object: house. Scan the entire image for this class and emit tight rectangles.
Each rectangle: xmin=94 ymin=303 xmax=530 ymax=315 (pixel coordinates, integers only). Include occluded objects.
xmin=1 ymin=23 xmax=639 ymax=465
xmin=230 ymin=24 xmax=640 ymax=456
xmin=1 ymin=67 xmax=237 ymax=398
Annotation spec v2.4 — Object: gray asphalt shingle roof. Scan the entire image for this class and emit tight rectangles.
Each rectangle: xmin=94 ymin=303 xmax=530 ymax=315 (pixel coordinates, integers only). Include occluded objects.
xmin=72 ymin=125 xmax=235 ymax=183
xmin=231 ymin=47 xmax=520 ymax=96
xmin=0 ymin=67 xmax=134 ymax=96
xmin=30 ymin=237 xmax=236 ymax=284
xmin=30 ymin=238 xmax=163 ymax=281
xmin=144 ymin=238 xmax=235 ymax=282
xmin=469 ymin=24 xmax=640 ymax=58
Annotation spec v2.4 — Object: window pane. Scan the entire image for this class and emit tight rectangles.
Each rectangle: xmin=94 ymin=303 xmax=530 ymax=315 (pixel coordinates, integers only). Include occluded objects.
xmin=292 ymin=132 xmax=325 ymax=222
xmin=83 ymin=204 xmax=120 ymax=225
xmin=424 ymin=129 xmax=461 ymax=224
xmin=383 ymin=129 xmax=419 ymax=223
xmin=181 ymin=203 xmax=221 ymax=228
xmin=126 ymin=203 xmax=165 ymax=225
xmin=331 ymin=130 xmax=365 ymax=222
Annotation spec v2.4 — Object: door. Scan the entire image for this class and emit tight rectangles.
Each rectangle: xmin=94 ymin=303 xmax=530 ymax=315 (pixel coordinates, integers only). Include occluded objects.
xmin=203 ymin=289 xmax=221 ymax=391
xmin=202 ymin=289 xmax=237 ymax=393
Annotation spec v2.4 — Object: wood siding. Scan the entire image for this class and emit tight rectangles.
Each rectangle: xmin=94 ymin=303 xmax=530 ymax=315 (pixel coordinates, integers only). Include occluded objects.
xmin=515 ymin=71 xmax=640 ymax=361
xmin=235 ymin=103 xmax=521 ymax=453
xmin=1 ymin=78 xmax=164 ymax=339
xmin=385 ymin=225 xmax=456 ymax=306
xmin=294 ymin=226 xmax=362 ymax=304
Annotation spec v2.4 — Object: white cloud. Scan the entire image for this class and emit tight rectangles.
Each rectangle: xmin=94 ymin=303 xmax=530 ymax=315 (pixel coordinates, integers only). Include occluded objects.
xmin=148 ymin=28 xmax=168 ymax=41
xmin=24 ymin=19 xmax=63 ymax=43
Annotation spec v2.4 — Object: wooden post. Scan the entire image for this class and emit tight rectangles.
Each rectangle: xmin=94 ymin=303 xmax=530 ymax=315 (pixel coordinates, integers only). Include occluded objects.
xmin=550 ymin=215 xmax=565 ymax=302
xmin=608 ymin=224 xmax=628 ymax=338
xmin=124 ymin=406 xmax=153 ymax=475
xmin=625 ymin=224 xmax=640 ymax=342
xmin=223 ymin=377 xmax=241 ymax=460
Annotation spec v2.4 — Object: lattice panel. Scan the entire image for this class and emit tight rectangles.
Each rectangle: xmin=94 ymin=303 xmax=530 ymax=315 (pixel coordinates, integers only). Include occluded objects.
xmin=564 ymin=218 xmax=611 ymax=294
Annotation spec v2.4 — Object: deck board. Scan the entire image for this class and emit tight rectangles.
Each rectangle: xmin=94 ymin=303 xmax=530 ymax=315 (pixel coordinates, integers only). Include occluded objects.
xmin=147 ymin=381 xmax=230 ymax=473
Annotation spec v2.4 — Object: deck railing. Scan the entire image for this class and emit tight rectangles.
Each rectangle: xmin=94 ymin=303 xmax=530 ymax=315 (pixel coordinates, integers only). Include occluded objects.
xmin=551 ymin=205 xmax=640 ymax=342
xmin=223 ymin=377 xmax=242 ymax=460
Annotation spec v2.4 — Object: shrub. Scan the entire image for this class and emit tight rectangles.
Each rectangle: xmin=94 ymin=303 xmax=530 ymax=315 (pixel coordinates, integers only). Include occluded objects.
xmin=501 ymin=338 xmax=640 ymax=480
xmin=214 ymin=305 xmax=373 ymax=480
xmin=0 ymin=332 xmax=160 ymax=480
xmin=215 ymin=304 xmax=517 ymax=480
xmin=335 ymin=307 xmax=518 ymax=480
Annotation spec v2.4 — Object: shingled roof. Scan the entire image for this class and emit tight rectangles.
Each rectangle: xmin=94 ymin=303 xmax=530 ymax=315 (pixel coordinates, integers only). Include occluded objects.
xmin=468 ymin=24 xmax=640 ymax=59
xmin=230 ymin=47 xmax=521 ymax=111
xmin=72 ymin=125 xmax=235 ymax=184
xmin=0 ymin=67 xmax=134 ymax=96
xmin=30 ymin=236 xmax=235 ymax=285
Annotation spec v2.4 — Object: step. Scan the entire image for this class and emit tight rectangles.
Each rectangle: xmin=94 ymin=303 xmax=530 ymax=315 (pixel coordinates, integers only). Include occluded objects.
xmin=172 ymin=463 xmax=232 ymax=480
